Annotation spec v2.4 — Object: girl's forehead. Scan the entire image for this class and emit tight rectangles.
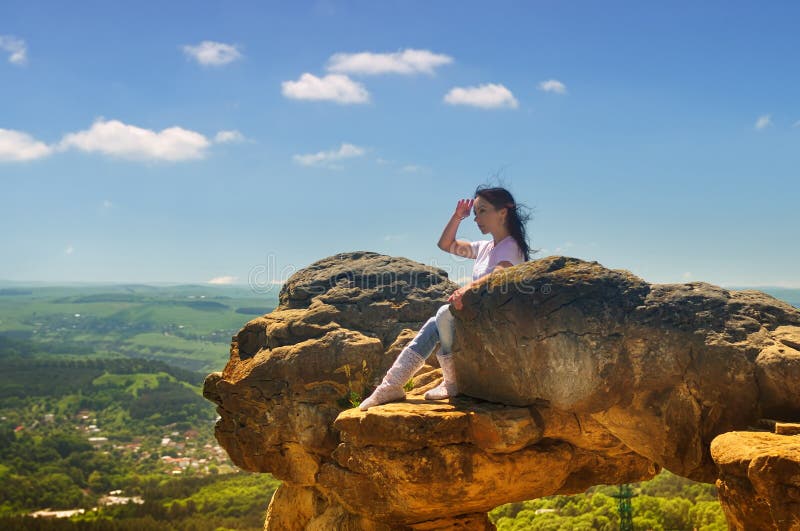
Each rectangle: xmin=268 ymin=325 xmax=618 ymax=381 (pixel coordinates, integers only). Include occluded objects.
xmin=474 ymin=197 xmax=490 ymax=208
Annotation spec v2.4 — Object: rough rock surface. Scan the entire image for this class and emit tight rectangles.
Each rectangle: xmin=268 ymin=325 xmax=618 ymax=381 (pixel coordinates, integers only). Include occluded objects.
xmin=204 ymin=251 xmax=455 ymax=487
xmin=711 ymin=425 xmax=800 ymax=530
xmin=454 ymin=256 xmax=800 ymax=482
xmin=321 ymin=397 xmax=655 ymax=525
xmin=203 ymin=251 xmax=800 ymax=529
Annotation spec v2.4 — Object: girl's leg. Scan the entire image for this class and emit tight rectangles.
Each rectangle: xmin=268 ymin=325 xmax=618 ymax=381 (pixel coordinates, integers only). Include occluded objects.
xmin=359 ymin=314 xmax=439 ymax=411
xmin=434 ymin=303 xmax=456 ymax=354
xmin=425 ymin=303 xmax=459 ymax=400
xmin=405 ymin=314 xmax=442 ymax=361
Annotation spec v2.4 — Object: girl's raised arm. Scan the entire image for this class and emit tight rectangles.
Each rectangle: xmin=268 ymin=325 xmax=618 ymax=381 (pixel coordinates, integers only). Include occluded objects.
xmin=437 ymin=198 xmax=476 ymax=258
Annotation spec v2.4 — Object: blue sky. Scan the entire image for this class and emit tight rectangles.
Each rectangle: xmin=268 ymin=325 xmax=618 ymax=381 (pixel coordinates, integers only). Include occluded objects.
xmin=1 ymin=1 xmax=798 ymax=292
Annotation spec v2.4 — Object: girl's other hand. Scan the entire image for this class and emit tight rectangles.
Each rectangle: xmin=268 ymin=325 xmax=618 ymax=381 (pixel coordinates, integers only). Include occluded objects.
xmin=454 ymin=198 xmax=474 ymax=220
xmin=448 ymin=286 xmax=467 ymax=310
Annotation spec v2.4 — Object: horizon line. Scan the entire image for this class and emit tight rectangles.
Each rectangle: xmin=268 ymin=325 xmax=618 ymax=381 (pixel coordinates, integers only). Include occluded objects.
xmin=1 ymin=279 xmax=800 ymax=290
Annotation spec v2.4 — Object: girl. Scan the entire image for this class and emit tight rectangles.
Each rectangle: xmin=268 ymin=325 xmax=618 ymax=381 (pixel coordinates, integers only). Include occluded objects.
xmin=359 ymin=185 xmax=532 ymax=411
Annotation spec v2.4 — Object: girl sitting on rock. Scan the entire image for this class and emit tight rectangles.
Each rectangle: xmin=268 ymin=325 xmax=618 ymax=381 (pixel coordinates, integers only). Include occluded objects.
xmin=359 ymin=185 xmax=532 ymax=410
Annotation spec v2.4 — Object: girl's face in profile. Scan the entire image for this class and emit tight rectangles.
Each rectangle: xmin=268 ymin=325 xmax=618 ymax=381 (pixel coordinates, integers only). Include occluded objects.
xmin=472 ymin=196 xmax=507 ymax=234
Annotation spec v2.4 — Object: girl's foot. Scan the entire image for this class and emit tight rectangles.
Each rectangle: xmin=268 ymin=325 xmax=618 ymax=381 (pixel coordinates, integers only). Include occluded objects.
xmin=359 ymin=346 xmax=426 ymax=411
xmin=424 ymin=352 xmax=458 ymax=400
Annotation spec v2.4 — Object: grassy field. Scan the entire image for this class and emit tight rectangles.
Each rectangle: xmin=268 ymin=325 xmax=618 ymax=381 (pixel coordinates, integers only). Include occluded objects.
xmin=92 ymin=370 xmax=202 ymax=397
xmin=0 ymin=284 xmax=279 ymax=372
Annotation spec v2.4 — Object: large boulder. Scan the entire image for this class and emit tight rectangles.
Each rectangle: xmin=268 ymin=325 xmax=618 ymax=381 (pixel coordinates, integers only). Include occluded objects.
xmin=203 ymin=252 xmax=800 ymax=529
xmin=711 ymin=423 xmax=800 ymax=530
xmin=204 ymin=251 xmax=456 ymax=486
xmin=454 ymin=256 xmax=800 ymax=481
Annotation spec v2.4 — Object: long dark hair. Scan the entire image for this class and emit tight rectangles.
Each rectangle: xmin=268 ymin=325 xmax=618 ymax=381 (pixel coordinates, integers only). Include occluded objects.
xmin=474 ymin=184 xmax=536 ymax=261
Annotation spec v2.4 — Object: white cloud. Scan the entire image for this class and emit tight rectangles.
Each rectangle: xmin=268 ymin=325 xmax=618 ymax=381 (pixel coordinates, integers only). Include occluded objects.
xmin=538 ymin=79 xmax=567 ymax=94
xmin=293 ymin=142 xmax=365 ymax=167
xmin=399 ymin=164 xmax=427 ymax=173
xmin=443 ymin=83 xmax=519 ymax=109
xmin=65 ymin=245 xmax=74 ymax=255
xmin=182 ymin=41 xmax=242 ymax=66
xmin=0 ymin=35 xmax=27 ymax=65
xmin=98 ymin=199 xmax=114 ymax=215
xmin=208 ymin=275 xmax=237 ymax=285
xmin=2 ymin=120 xmax=227 ymax=163
xmin=326 ymin=48 xmax=453 ymax=75
xmin=281 ymin=73 xmax=370 ymax=104
xmin=0 ymin=128 xmax=52 ymax=161
xmin=553 ymin=241 xmax=575 ymax=254
xmin=755 ymin=114 xmax=772 ymax=131
xmin=58 ymin=118 xmax=211 ymax=161
xmin=682 ymin=271 xmax=692 ymax=280
xmin=214 ymin=130 xmax=245 ymax=143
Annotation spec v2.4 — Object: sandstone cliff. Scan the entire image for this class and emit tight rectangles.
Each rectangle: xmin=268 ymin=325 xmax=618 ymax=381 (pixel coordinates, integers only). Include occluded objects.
xmin=203 ymin=251 xmax=800 ymax=530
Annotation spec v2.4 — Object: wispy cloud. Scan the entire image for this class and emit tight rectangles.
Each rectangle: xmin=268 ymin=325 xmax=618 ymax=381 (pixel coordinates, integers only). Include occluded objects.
xmin=792 ymin=120 xmax=800 ymax=128
xmin=57 ymin=118 xmax=211 ymax=161
xmin=293 ymin=142 xmax=366 ymax=167
xmin=182 ymin=41 xmax=242 ymax=66
xmin=399 ymin=164 xmax=429 ymax=174
xmin=0 ymin=128 xmax=52 ymax=162
xmin=208 ymin=275 xmax=237 ymax=284
xmin=98 ymin=199 xmax=114 ymax=215
xmin=538 ymin=79 xmax=567 ymax=94
xmin=443 ymin=83 xmax=519 ymax=109
xmin=326 ymin=48 xmax=453 ymax=75
xmin=372 ymin=156 xmax=430 ymax=174
xmin=281 ymin=73 xmax=370 ymax=104
xmin=0 ymin=35 xmax=27 ymax=65
xmin=553 ymin=241 xmax=575 ymax=254
xmin=214 ymin=130 xmax=246 ymax=143
xmin=65 ymin=245 xmax=74 ymax=255
xmin=755 ymin=114 xmax=772 ymax=131
xmin=540 ymin=242 xmax=576 ymax=256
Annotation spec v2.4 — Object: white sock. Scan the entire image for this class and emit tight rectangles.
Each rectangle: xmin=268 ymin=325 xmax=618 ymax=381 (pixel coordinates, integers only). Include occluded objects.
xmin=359 ymin=347 xmax=426 ymax=411
xmin=424 ymin=352 xmax=458 ymax=400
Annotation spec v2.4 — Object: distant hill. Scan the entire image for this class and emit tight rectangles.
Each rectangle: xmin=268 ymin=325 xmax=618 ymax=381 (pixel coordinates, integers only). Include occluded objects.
xmin=0 ymin=284 xmax=279 ymax=373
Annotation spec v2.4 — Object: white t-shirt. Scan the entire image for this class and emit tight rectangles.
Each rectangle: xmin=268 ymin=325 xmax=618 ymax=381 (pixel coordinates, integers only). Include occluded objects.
xmin=470 ymin=235 xmax=525 ymax=282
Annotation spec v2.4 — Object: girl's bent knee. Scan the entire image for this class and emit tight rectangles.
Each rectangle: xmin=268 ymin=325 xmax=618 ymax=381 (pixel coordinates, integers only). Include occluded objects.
xmin=436 ymin=304 xmax=453 ymax=321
